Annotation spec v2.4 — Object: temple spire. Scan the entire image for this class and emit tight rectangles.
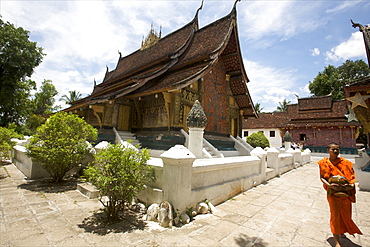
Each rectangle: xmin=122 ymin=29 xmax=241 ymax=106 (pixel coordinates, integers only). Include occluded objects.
xmin=140 ymin=23 xmax=161 ymax=50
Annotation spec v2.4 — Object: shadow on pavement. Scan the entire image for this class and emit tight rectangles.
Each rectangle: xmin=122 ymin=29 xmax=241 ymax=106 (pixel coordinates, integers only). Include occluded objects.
xmin=0 ymin=161 xmax=11 ymax=179
xmin=327 ymin=236 xmax=362 ymax=247
xmin=18 ymin=177 xmax=80 ymax=193
xmin=78 ymin=210 xmax=147 ymax=235
xmin=234 ymin=233 xmax=267 ymax=247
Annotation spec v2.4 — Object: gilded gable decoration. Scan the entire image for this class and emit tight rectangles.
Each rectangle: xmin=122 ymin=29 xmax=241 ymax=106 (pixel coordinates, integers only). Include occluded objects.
xmin=141 ymin=24 xmax=162 ymax=50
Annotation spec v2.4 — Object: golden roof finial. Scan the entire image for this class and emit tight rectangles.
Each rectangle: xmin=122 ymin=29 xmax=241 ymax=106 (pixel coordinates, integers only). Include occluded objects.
xmin=141 ymin=23 xmax=161 ymax=50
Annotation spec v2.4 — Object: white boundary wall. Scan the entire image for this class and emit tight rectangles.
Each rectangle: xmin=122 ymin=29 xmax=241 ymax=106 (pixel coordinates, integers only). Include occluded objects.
xmin=354 ymin=150 xmax=370 ymax=191
xmin=11 ymin=140 xmax=311 ymax=212
xmin=138 ymin=145 xmax=311 ymax=212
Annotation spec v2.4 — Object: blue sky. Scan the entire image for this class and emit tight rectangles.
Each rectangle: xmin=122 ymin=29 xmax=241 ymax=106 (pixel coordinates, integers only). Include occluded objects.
xmin=1 ymin=0 xmax=369 ymax=112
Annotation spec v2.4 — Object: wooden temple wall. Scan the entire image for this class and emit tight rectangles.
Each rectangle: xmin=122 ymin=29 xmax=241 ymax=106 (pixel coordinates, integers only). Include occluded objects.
xmin=202 ymin=62 xmax=229 ymax=135
xmin=288 ymin=126 xmax=358 ymax=148
xmin=138 ymin=94 xmax=168 ymax=129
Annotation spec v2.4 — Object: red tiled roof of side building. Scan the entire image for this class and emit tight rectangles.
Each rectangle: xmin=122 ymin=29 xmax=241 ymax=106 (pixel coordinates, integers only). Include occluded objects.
xmin=243 ymin=112 xmax=288 ymax=129
xmin=287 ymin=99 xmax=350 ymax=121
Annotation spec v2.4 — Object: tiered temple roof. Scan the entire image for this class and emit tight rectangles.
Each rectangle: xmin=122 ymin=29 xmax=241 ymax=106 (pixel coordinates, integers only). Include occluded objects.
xmin=68 ymin=2 xmax=255 ymax=118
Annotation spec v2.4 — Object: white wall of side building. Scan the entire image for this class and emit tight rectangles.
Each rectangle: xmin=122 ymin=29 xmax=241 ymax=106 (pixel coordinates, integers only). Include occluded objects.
xmin=242 ymin=128 xmax=282 ymax=149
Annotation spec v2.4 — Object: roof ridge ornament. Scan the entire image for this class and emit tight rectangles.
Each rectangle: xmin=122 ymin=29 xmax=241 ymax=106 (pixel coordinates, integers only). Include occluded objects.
xmin=140 ymin=23 xmax=161 ymax=50
xmin=192 ymin=0 xmax=204 ymax=31
xmin=351 ymin=19 xmax=370 ymax=67
xmin=234 ymin=0 xmax=241 ymax=8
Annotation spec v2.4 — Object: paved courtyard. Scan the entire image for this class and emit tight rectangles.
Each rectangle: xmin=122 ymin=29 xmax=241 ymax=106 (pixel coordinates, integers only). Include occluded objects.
xmin=1 ymin=156 xmax=369 ymax=247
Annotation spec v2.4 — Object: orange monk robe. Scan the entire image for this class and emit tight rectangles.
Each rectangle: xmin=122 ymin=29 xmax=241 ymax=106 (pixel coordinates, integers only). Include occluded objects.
xmin=318 ymin=157 xmax=362 ymax=235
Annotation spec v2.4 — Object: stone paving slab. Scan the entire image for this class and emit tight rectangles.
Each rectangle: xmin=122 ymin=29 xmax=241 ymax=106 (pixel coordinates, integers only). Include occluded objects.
xmin=1 ymin=158 xmax=369 ymax=247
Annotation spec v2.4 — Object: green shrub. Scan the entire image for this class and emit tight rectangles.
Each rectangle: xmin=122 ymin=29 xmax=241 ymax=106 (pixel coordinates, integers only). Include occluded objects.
xmin=0 ymin=126 xmax=23 ymax=161
xmin=246 ymin=131 xmax=270 ymax=149
xmin=26 ymin=112 xmax=97 ymax=182
xmin=84 ymin=144 xmax=155 ymax=222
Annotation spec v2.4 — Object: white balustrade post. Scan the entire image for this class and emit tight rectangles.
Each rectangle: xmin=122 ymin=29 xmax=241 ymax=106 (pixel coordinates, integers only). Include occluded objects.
xmin=160 ymin=145 xmax=196 ymax=213
xmin=188 ymin=127 xmax=204 ymax=159
xmin=250 ymin=147 xmax=267 ymax=182
xmin=284 ymin=141 xmax=291 ymax=151
xmin=267 ymin=147 xmax=280 ymax=176
xmin=287 ymin=148 xmax=302 ymax=168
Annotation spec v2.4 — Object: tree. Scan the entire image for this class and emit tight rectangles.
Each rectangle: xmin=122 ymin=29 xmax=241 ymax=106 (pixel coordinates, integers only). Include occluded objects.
xmin=0 ymin=19 xmax=45 ymax=126
xmin=60 ymin=91 xmax=83 ymax=105
xmin=33 ymin=79 xmax=60 ymax=115
xmin=308 ymin=60 xmax=370 ymax=100
xmin=84 ymin=144 xmax=155 ymax=222
xmin=0 ymin=126 xmax=23 ymax=161
xmin=276 ymin=99 xmax=291 ymax=112
xmin=246 ymin=131 xmax=269 ymax=149
xmin=26 ymin=112 xmax=97 ymax=182
xmin=23 ymin=114 xmax=46 ymax=136
xmin=254 ymin=103 xmax=264 ymax=114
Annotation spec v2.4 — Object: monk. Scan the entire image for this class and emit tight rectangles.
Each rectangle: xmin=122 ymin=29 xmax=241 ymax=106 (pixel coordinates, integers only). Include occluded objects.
xmin=318 ymin=143 xmax=362 ymax=247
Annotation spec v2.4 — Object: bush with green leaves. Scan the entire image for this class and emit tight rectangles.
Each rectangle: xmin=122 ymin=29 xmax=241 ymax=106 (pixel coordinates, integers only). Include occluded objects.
xmin=26 ymin=112 xmax=97 ymax=182
xmin=0 ymin=126 xmax=23 ymax=161
xmin=84 ymin=144 xmax=155 ymax=222
xmin=246 ymin=131 xmax=270 ymax=149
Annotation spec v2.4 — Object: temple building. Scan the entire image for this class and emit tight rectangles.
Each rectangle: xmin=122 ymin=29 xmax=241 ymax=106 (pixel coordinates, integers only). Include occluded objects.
xmin=243 ymin=95 xmax=362 ymax=153
xmin=64 ymin=2 xmax=256 ymax=150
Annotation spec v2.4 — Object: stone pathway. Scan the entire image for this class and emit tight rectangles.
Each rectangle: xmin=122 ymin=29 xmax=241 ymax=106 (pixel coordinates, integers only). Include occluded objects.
xmin=1 ymin=157 xmax=369 ymax=246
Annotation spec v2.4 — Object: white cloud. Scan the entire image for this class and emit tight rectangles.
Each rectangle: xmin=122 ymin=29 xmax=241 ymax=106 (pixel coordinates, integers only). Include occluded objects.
xmin=310 ymin=48 xmax=320 ymax=56
xmin=244 ymin=59 xmax=299 ymax=112
xmin=2 ymin=0 xmax=369 ymax=114
xmin=300 ymin=84 xmax=311 ymax=95
xmin=325 ymin=32 xmax=366 ymax=62
xmin=1 ymin=1 xmax=197 ymax=109
xmin=325 ymin=0 xmax=362 ymax=13
xmin=239 ymin=0 xmax=324 ymax=44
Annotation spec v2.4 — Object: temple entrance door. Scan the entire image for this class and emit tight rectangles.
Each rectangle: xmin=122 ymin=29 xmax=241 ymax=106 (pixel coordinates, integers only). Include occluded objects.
xmin=231 ymin=118 xmax=237 ymax=137
xmin=117 ymin=105 xmax=131 ymax=131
